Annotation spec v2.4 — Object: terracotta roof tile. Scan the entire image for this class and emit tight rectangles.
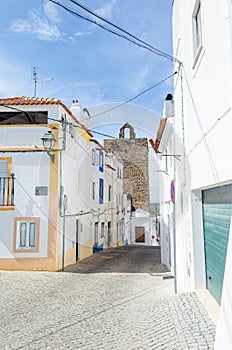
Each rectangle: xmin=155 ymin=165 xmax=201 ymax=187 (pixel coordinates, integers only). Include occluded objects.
xmin=0 ymin=96 xmax=93 ymax=137
xmin=0 ymin=96 xmax=61 ymax=106
xmin=150 ymin=118 xmax=167 ymax=153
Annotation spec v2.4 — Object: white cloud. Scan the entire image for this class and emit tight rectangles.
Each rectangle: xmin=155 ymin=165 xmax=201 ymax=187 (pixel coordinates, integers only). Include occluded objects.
xmin=43 ymin=1 xmax=62 ymax=24
xmin=10 ymin=19 xmax=34 ymax=35
xmin=74 ymin=30 xmax=93 ymax=37
xmin=95 ymin=0 xmax=117 ymax=19
xmin=10 ymin=6 xmax=62 ymax=41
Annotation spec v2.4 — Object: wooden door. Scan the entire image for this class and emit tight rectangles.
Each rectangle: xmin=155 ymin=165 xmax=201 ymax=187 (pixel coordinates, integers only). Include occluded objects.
xmin=135 ymin=226 xmax=145 ymax=243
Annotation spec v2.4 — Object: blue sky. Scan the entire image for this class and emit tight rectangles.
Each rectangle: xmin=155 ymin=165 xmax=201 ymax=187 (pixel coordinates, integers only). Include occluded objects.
xmin=0 ymin=0 xmax=174 ymax=201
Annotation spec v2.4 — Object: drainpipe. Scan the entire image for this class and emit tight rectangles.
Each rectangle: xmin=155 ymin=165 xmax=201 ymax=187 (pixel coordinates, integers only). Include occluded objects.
xmin=60 ymin=114 xmax=67 ymax=271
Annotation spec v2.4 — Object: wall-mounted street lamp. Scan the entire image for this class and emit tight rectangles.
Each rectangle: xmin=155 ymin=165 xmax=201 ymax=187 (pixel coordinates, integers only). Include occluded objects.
xmin=41 ymin=131 xmax=56 ymax=163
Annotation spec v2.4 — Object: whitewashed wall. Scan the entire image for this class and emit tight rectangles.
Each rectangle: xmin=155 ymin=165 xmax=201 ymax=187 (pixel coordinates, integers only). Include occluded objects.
xmin=173 ymin=0 xmax=232 ymax=293
xmin=0 ymin=126 xmax=50 ymax=258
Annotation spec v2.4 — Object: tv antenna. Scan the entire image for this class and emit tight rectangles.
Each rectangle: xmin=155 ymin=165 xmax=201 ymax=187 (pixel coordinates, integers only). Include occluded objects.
xmin=33 ymin=67 xmax=53 ymax=97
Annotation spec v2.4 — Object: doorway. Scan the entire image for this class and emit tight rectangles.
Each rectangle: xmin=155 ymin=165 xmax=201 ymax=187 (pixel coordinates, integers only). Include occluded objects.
xmin=135 ymin=226 xmax=145 ymax=243
xmin=107 ymin=222 xmax=111 ymax=247
xmin=76 ymin=220 xmax=79 ymax=260
xmin=93 ymin=222 xmax=98 ymax=253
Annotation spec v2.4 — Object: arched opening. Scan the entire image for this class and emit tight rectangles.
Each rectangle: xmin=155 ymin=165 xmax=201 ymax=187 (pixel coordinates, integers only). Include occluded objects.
xmin=124 ymin=127 xmax=130 ymax=139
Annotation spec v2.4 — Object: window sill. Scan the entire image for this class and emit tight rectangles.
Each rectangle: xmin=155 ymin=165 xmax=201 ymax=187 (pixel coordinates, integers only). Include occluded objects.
xmin=192 ymin=45 xmax=203 ymax=70
xmin=13 ymin=248 xmax=39 ymax=253
xmin=0 ymin=206 xmax=15 ymax=211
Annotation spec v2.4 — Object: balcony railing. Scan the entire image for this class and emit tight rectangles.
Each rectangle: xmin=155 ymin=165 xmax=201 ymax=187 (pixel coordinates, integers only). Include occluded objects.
xmin=0 ymin=174 xmax=15 ymax=206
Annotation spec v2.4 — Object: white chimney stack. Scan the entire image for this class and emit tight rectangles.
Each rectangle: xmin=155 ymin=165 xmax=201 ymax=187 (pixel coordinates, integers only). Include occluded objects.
xmin=163 ymin=93 xmax=174 ymax=118
xmin=70 ymin=100 xmax=91 ymax=129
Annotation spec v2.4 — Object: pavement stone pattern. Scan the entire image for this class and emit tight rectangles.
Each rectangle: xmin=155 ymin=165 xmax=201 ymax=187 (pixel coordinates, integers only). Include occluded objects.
xmin=0 ymin=246 xmax=216 ymax=349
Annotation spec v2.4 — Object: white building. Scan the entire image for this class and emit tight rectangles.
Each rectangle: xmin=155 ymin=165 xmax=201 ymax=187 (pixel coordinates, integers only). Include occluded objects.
xmin=150 ymin=95 xmax=175 ymax=268
xmin=105 ymin=152 xmax=124 ymax=247
xmin=131 ymin=209 xmax=152 ymax=246
xmin=0 ymin=96 xmax=126 ymax=270
xmin=172 ymin=0 xmax=232 ymax=347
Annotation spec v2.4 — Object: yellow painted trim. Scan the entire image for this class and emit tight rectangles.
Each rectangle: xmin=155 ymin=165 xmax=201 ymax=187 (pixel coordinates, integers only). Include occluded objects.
xmin=0 ymin=258 xmax=57 ymax=271
xmin=57 ymin=246 xmax=76 ymax=270
xmin=0 ymin=157 xmax=12 ymax=205
xmin=0 ymin=206 xmax=15 ymax=211
xmin=80 ymin=239 xmax=93 ymax=260
xmin=13 ymin=217 xmax=40 ymax=253
xmin=48 ymin=128 xmax=59 ymax=261
xmin=0 ymin=147 xmax=44 ymax=151
xmin=76 ymin=128 xmax=91 ymax=142
xmin=0 ymin=123 xmax=59 ymax=128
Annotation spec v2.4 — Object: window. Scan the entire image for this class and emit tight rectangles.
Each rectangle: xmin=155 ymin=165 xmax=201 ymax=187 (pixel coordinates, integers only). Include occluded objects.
xmin=101 ymin=222 xmax=104 ymax=238
xmin=14 ymin=218 xmax=40 ymax=252
xmin=124 ymin=127 xmax=130 ymax=139
xmin=108 ymin=185 xmax=112 ymax=202
xmin=192 ymin=1 xmax=202 ymax=58
xmin=92 ymin=182 xmax=96 ymax=200
xmin=92 ymin=149 xmax=96 ymax=165
xmin=94 ymin=222 xmax=98 ymax=246
xmin=95 ymin=151 xmax=99 ymax=166
xmin=0 ymin=157 xmax=14 ymax=207
xmin=99 ymin=178 xmax=104 ymax=204
xmin=0 ymin=111 xmax=47 ymax=125
xmin=99 ymin=150 xmax=104 ymax=172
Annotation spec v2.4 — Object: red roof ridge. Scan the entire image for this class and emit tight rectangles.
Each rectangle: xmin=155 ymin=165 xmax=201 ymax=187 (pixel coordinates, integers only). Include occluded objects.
xmin=0 ymin=96 xmax=93 ymax=137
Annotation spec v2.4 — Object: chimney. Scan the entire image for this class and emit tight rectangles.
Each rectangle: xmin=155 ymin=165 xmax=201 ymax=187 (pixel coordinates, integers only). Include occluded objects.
xmin=163 ymin=93 xmax=174 ymax=117
xmin=70 ymin=99 xmax=82 ymax=119
xmin=70 ymin=100 xmax=91 ymax=129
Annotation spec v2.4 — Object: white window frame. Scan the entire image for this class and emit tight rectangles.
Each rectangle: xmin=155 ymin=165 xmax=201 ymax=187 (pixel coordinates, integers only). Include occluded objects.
xmin=14 ymin=217 xmax=40 ymax=252
xmin=95 ymin=151 xmax=99 ymax=166
xmin=192 ymin=1 xmax=203 ymax=61
xmin=108 ymin=185 xmax=112 ymax=202
xmin=92 ymin=149 xmax=96 ymax=166
xmin=0 ymin=157 xmax=13 ymax=207
xmin=101 ymin=222 xmax=104 ymax=238
xmin=92 ymin=182 xmax=96 ymax=200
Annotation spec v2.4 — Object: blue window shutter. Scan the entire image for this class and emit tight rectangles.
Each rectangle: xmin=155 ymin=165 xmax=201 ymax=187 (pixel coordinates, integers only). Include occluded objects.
xmin=99 ymin=178 xmax=104 ymax=204
xmin=99 ymin=150 xmax=104 ymax=172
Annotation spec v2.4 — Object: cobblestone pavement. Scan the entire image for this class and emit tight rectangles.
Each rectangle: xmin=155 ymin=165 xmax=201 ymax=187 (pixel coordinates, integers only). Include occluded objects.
xmin=0 ymin=246 xmax=216 ymax=350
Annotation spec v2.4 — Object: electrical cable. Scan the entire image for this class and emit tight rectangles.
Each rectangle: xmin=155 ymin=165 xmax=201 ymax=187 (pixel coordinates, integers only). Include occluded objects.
xmin=0 ymin=103 xmax=154 ymax=148
xmin=0 ymin=70 xmax=176 ymax=145
xmin=67 ymin=0 xmax=178 ymax=62
xmin=82 ymin=71 xmax=177 ymax=120
xmin=48 ymin=0 xmax=179 ymax=62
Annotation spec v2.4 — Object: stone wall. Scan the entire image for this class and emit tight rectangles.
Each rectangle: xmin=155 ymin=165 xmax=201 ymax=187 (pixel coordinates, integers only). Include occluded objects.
xmin=104 ymin=123 xmax=150 ymax=212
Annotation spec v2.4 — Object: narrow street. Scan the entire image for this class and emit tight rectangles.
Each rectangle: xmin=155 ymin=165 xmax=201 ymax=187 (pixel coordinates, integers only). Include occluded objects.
xmin=0 ymin=246 xmax=215 ymax=350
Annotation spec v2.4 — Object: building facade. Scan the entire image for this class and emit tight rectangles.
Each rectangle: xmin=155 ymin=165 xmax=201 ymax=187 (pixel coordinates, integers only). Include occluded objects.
xmin=104 ymin=123 xmax=150 ymax=213
xmin=172 ymin=0 xmax=232 ymax=347
xmin=0 ymin=97 xmax=126 ymax=270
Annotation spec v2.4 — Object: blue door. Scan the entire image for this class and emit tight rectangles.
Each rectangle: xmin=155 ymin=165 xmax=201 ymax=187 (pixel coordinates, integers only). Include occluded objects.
xmin=202 ymin=184 xmax=232 ymax=304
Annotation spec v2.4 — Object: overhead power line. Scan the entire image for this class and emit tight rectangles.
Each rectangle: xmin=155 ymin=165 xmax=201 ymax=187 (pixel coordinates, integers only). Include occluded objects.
xmin=48 ymin=0 xmax=179 ymax=63
xmin=67 ymin=0 xmax=177 ymax=62
xmin=85 ymin=71 xmax=177 ymax=120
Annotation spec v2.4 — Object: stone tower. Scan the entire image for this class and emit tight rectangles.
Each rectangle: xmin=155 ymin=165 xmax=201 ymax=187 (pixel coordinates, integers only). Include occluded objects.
xmin=104 ymin=123 xmax=150 ymax=212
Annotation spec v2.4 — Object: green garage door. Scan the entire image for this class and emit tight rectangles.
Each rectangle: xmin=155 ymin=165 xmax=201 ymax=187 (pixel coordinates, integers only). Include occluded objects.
xmin=202 ymin=184 xmax=232 ymax=304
